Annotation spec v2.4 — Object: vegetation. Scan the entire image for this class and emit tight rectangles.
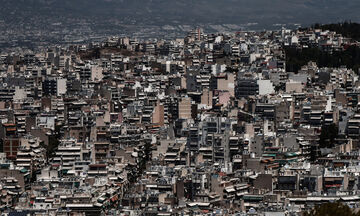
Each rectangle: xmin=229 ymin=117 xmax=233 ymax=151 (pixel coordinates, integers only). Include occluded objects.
xmin=285 ymin=45 xmax=360 ymax=73
xmin=127 ymin=140 xmax=152 ymax=183
xmin=287 ymin=22 xmax=360 ymax=73
xmin=79 ymin=48 xmax=101 ymax=60
xmin=274 ymin=83 xmax=285 ymax=92
xmin=319 ymin=124 xmax=338 ymax=148
xmin=304 ymin=202 xmax=360 ymax=216
xmin=79 ymin=47 xmax=143 ymax=60
xmin=46 ymin=125 xmax=62 ymax=161
xmin=312 ymin=22 xmax=360 ymax=41
xmin=225 ymin=66 xmax=238 ymax=73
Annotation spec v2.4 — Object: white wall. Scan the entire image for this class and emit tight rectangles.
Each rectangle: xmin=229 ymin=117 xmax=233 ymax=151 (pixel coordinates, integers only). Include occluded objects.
xmin=57 ymin=78 xmax=67 ymax=96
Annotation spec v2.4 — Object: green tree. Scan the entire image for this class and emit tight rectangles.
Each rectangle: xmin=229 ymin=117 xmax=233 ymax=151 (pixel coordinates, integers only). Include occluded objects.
xmin=285 ymin=45 xmax=360 ymax=74
xmin=304 ymin=202 xmax=360 ymax=216
xmin=45 ymin=124 xmax=62 ymax=161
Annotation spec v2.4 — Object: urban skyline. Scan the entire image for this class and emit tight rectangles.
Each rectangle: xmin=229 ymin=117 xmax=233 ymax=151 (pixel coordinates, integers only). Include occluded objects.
xmin=1 ymin=1 xmax=360 ymax=216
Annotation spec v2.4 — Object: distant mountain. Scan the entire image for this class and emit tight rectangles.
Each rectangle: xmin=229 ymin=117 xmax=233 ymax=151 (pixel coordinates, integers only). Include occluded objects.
xmin=1 ymin=0 xmax=360 ymax=27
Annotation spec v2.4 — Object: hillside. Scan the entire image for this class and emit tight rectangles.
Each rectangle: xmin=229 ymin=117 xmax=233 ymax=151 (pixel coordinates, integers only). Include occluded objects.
xmin=313 ymin=22 xmax=360 ymax=41
xmin=1 ymin=0 xmax=360 ymax=26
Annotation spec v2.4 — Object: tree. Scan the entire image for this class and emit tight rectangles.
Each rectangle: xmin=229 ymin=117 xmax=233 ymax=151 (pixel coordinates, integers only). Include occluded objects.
xmin=225 ymin=66 xmax=238 ymax=73
xmin=285 ymin=45 xmax=360 ymax=74
xmin=319 ymin=123 xmax=338 ymax=148
xmin=45 ymin=124 xmax=62 ymax=161
xmin=304 ymin=202 xmax=360 ymax=216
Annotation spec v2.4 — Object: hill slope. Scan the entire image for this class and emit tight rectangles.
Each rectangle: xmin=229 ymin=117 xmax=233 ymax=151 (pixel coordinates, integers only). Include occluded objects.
xmin=1 ymin=0 xmax=360 ymax=26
